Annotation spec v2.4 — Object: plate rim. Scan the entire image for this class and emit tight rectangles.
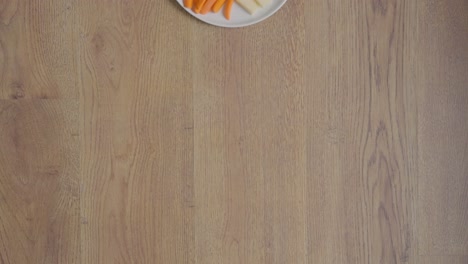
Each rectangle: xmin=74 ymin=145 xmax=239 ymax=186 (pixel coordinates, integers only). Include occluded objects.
xmin=177 ymin=0 xmax=288 ymax=28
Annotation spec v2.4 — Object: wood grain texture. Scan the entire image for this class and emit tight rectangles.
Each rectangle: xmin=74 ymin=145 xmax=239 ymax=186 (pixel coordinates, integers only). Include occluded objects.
xmin=414 ymin=255 xmax=468 ymax=264
xmin=192 ymin=2 xmax=306 ymax=263
xmin=0 ymin=100 xmax=79 ymax=263
xmin=0 ymin=0 xmax=77 ymax=99
xmin=0 ymin=0 xmax=467 ymax=263
xmin=416 ymin=0 xmax=468 ymax=256
xmin=304 ymin=1 xmax=419 ymax=263
xmin=77 ymin=1 xmax=194 ymax=263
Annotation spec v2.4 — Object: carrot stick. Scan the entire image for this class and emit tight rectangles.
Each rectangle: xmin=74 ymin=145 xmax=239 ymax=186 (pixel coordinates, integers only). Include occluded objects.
xmin=212 ymin=0 xmax=226 ymax=12
xmin=194 ymin=0 xmax=207 ymax=13
xmin=184 ymin=0 xmax=193 ymax=8
xmin=224 ymin=0 xmax=234 ymax=20
xmin=201 ymin=0 xmax=217 ymax=14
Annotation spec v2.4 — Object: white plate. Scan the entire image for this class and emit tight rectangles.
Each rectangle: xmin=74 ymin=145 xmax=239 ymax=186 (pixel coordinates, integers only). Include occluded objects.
xmin=177 ymin=0 xmax=288 ymax=28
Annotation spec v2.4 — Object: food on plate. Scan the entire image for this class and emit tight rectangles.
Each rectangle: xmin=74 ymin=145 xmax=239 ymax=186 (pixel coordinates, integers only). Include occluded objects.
xmin=224 ymin=0 xmax=235 ymax=20
xmin=184 ymin=0 xmax=193 ymax=8
xmin=236 ymin=0 xmax=259 ymax=14
xmin=212 ymin=0 xmax=226 ymax=12
xmin=184 ymin=0 xmax=271 ymax=20
xmin=201 ymin=0 xmax=218 ymax=14
xmin=194 ymin=0 xmax=207 ymax=13
xmin=254 ymin=0 xmax=271 ymax=7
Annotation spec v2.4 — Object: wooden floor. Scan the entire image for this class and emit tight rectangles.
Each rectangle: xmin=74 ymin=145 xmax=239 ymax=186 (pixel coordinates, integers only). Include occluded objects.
xmin=0 ymin=0 xmax=467 ymax=263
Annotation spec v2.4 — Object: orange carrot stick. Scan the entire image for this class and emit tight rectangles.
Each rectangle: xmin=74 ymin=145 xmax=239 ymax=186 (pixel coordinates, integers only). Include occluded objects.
xmin=184 ymin=0 xmax=193 ymax=8
xmin=194 ymin=0 xmax=207 ymax=13
xmin=224 ymin=0 xmax=234 ymax=20
xmin=212 ymin=0 xmax=226 ymax=12
xmin=201 ymin=0 xmax=217 ymax=14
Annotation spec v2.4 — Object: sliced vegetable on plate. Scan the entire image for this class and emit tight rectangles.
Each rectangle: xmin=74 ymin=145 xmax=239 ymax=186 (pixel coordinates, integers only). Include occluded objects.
xmin=212 ymin=0 xmax=226 ymax=12
xmin=224 ymin=0 xmax=235 ymax=20
xmin=183 ymin=0 xmax=272 ymax=20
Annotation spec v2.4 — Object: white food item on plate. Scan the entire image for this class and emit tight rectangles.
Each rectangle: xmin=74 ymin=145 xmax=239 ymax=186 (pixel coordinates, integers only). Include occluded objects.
xmin=236 ymin=0 xmax=260 ymax=14
xmin=176 ymin=0 xmax=288 ymax=28
xmin=255 ymin=0 xmax=271 ymax=7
